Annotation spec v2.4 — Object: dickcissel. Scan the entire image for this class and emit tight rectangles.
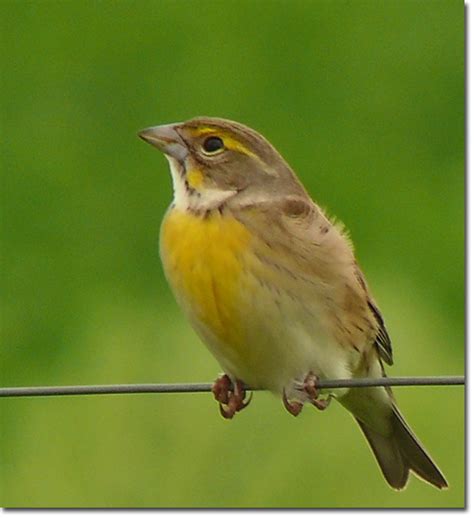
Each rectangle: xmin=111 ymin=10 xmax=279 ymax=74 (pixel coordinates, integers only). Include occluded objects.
xmin=138 ymin=117 xmax=447 ymax=490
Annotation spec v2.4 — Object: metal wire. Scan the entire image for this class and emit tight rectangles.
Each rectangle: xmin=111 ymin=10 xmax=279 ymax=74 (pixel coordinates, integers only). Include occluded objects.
xmin=0 ymin=376 xmax=464 ymax=398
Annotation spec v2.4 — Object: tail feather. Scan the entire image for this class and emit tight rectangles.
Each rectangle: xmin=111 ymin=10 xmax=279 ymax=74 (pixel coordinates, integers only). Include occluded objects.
xmin=356 ymin=406 xmax=448 ymax=490
xmin=356 ymin=417 xmax=409 ymax=489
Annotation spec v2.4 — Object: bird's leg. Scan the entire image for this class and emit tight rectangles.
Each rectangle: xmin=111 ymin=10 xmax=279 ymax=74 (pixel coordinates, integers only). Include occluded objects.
xmin=212 ymin=374 xmax=231 ymax=405
xmin=302 ymin=371 xmax=332 ymax=411
xmin=212 ymin=374 xmax=252 ymax=419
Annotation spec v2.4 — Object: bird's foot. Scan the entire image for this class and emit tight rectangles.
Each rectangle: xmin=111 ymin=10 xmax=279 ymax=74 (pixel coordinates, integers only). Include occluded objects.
xmin=283 ymin=372 xmax=332 ymax=416
xmin=212 ymin=374 xmax=252 ymax=419
xmin=282 ymin=389 xmax=304 ymax=416
xmin=300 ymin=371 xmax=332 ymax=410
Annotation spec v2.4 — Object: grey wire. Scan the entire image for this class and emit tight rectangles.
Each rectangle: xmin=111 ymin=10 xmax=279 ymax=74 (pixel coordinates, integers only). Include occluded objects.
xmin=0 ymin=376 xmax=464 ymax=398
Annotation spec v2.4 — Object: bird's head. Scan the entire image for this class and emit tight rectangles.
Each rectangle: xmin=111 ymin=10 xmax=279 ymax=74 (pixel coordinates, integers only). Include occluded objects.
xmin=138 ymin=117 xmax=305 ymax=212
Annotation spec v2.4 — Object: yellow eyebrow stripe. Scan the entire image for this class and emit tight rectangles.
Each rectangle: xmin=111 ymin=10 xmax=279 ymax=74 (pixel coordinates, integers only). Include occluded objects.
xmin=188 ymin=126 xmax=258 ymax=160
xmin=222 ymin=136 xmax=258 ymax=159
xmin=188 ymin=127 xmax=216 ymax=136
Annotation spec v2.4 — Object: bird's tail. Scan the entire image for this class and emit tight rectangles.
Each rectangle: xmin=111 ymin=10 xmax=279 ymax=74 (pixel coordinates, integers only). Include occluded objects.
xmin=355 ymin=404 xmax=448 ymax=490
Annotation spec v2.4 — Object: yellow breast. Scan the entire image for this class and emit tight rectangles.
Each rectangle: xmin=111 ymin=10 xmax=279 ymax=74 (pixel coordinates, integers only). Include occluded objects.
xmin=160 ymin=208 xmax=252 ymax=345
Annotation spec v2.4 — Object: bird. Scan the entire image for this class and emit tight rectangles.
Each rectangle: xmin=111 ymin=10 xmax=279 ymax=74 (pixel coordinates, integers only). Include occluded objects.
xmin=138 ymin=116 xmax=447 ymax=490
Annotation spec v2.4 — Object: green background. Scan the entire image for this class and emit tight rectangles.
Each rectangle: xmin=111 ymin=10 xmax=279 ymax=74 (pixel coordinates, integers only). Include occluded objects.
xmin=1 ymin=0 xmax=464 ymax=508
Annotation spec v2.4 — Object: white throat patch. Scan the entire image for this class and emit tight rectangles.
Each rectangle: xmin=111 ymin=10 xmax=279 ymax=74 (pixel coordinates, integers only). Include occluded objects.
xmin=166 ymin=156 xmax=188 ymax=210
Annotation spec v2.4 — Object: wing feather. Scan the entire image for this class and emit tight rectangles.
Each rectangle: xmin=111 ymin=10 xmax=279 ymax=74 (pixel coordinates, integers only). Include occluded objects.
xmin=234 ymin=196 xmax=393 ymax=364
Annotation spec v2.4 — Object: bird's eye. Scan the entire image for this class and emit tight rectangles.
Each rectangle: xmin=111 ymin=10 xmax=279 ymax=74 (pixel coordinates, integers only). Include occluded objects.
xmin=202 ymin=136 xmax=224 ymax=154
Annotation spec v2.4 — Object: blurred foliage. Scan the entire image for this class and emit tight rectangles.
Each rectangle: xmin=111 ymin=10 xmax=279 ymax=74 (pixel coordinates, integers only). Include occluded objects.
xmin=1 ymin=0 xmax=463 ymax=508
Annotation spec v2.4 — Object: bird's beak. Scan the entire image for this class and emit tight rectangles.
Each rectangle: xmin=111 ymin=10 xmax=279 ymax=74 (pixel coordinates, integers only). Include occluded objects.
xmin=138 ymin=124 xmax=188 ymax=161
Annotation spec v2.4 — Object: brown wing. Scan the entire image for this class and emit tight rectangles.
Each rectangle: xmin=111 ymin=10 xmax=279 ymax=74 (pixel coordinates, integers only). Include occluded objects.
xmin=279 ymin=197 xmax=394 ymax=366
xmin=234 ymin=196 xmax=392 ymax=363
xmin=354 ymin=266 xmax=393 ymax=365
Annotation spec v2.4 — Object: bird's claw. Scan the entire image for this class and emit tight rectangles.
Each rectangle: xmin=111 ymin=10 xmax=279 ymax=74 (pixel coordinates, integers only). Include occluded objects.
xmin=283 ymin=389 xmax=304 ymax=416
xmin=283 ymin=371 xmax=331 ymax=416
xmin=212 ymin=374 xmax=252 ymax=419
xmin=302 ymin=372 xmax=332 ymax=411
